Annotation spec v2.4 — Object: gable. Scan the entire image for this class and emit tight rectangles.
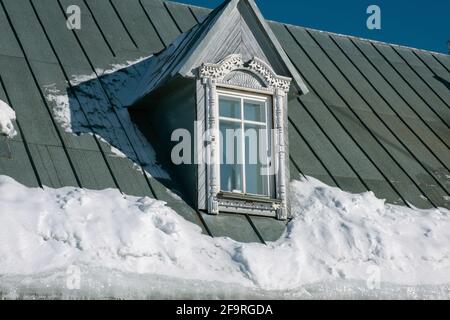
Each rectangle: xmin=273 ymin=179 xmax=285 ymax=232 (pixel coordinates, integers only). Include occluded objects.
xmin=135 ymin=0 xmax=309 ymax=101
xmin=179 ymin=0 xmax=308 ymax=95
xmin=184 ymin=0 xmax=278 ymax=74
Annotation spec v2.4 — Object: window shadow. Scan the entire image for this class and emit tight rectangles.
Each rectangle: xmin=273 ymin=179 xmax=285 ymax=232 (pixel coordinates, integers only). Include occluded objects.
xmin=60 ymin=55 xmax=186 ymax=199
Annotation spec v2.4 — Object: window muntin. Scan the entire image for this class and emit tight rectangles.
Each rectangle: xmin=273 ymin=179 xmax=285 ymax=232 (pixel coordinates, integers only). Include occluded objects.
xmin=218 ymin=90 xmax=273 ymax=197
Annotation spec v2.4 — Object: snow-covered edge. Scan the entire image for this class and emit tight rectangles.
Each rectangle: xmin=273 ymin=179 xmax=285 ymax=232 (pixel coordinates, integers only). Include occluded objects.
xmin=1 ymin=174 xmax=450 ymax=294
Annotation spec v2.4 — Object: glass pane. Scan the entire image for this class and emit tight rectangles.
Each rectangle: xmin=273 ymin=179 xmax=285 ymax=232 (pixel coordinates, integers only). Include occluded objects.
xmin=220 ymin=121 xmax=243 ymax=193
xmin=244 ymin=123 xmax=269 ymax=196
xmin=219 ymin=96 xmax=241 ymax=119
xmin=244 ymin=99 xmax=265 ymax=122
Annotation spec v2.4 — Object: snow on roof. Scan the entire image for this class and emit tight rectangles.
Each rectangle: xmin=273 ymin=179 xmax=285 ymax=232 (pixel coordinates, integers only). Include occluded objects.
xmin=0 ymin=99 xmax=17 ymax=138
xmin=0 ymin=175 xmax=449 ymax=297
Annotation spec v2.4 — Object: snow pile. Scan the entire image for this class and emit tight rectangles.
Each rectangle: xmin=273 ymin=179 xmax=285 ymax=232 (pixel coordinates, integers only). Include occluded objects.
xmin=0 ymin=175 xmax=246 ymax=285
xmin=284 ymin=179 xmax=450 ymax=287
xmin=0 ymin=175 xmax=449 ymax=295
xmin=0 ymin=99 xmax=17 ymax=138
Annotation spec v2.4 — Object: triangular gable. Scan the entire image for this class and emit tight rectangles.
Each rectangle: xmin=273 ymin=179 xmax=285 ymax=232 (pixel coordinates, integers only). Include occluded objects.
xmin=179 ymin=0 xmax=308 ymax=94
xmin=135 ymin=0 xmax=308 ymax=99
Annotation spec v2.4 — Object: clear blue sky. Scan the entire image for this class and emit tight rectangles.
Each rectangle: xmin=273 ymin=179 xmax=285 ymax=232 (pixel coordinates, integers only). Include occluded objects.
xmin=175 ymin=0 xmax=450 ymax=54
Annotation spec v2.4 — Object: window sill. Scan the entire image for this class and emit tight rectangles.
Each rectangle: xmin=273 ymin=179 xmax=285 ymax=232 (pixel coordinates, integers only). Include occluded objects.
xmin=218 ymin=191 xmax=280 ymax=203
xmin=216 ymin=191 xmax=280 ymax=218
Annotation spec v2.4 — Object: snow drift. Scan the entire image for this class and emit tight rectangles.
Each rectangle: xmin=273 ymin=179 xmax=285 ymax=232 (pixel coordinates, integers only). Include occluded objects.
xmin=1 ymin=175 xmax=449 ymax=295
xmin=0 ymin=99 xmax=16 ymax=138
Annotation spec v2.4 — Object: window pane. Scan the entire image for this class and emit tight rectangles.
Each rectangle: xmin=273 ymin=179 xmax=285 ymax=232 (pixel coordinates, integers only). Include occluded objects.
xmin=244 ymin=99 xmax=265 ymax=122
xmin=244 ymin=123 xmax=269 ymax=196
xmin=219 ymin=96 xmax=241 ymax=119
xmin=220 ymin=121 xmax=243 ymax=192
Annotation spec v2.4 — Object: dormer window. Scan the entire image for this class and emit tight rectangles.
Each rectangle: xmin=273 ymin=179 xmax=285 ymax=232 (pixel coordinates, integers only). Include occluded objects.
xmin=129 ymin=0 xmax=309 ymax=221
xmin=199 ymin=55 xmax=293 ymax=219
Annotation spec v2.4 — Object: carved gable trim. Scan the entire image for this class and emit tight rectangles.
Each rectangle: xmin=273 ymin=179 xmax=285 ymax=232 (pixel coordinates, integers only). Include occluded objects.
xmin=222 ymin=70 xmax=266 ymax=91
xmin=199 ymin=54 xmax=292 ymax=93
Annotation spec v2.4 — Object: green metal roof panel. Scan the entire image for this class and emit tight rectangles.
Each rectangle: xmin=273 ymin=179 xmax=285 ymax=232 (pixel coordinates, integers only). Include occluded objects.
xmin=375 ymin=46 xmax=450 ymax=121
xmin=82 ymin=0 xmax=140 ymax=56
xmin=199 ymin=212 xmax=263 ymax=244
xmin=288 ymin=99 xmax=369 ymax=193
xmin=188 ymin=4 xmax=212 ymax=21
xmin=27 ymin=143 xmax=78 ymax=188
xmin=165 ymin=1 xmax=197 ymax=33
xmin=58 ymin=0 xmax=119 ymax=69
xmin=433 ymin=53 xmax=450 ymax=71
xmin=3 ymin=0 xmax=58 ymax=64
xmin=287 ymin=122 xmax=337 ymax=187
xmin=394 ymin=49 xmax=450 ymax=104
xmin=246 ymin=216 xmax=287 ymax=243
xmin=32 ymin=0 xmax=100 ymax=75
xmin=0 ymin=139 xmax=40 ymax=187
xmin=0 ymin=3 xmax=22 ymax=58
xmin=271 ymin=23 xmax=446 ymax=208
xmin=109 ymin=0 xmax=165 ymax=53
xmin=140 ymin=0 xmax=180 ymax=47
xmin=0 ymin=57 xmax=61 ymax=146
xmin=66 ymin=148 xmax=117 ymax=190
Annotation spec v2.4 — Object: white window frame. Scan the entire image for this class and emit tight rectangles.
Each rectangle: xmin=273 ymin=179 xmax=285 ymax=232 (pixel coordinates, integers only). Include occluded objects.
xmin=199 ymin=54 xmax=291 ymax=219
xmin=217 ymin=89 xmax=274 ymax=198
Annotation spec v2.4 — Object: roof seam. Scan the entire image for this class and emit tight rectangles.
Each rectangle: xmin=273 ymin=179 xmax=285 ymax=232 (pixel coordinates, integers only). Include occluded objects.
xmin=283 ymin=25 xmax=430 ymax=207
xmin=347 ymin=38 xmax=450 ymax=150
xmin=109 ymin=0 xmax=139 ymax=49
xmin=328 ymin=35 xmax=450 ymax=173
xmin=69 ymin=16 xmax=164 ymax=196
xmin=287 ymin=117 xmax=342 ymax=190
xmin=81 ymin=0 xmax=116 ymax=57
xmin=305 ymin=29 xmax=450 ymax=195
xmin=289 ymin=25 xmax=445 ymax=206
xmin=0 ymin=74 xmax=43 ymax=187
xmin=369 ymin=42 xmax=450 ymax=132
xmin=402 ymin=50 xmax=450 ymax=109
xmin=1 ymin=0 xmax=84 ymax=188
xmin=280 ymin=22 xmax=450 ymax=57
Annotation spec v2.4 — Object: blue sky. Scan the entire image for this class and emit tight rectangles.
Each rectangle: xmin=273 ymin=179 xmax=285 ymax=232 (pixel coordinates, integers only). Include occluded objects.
xmin=175 ymin=0 xmax=449 ymax=54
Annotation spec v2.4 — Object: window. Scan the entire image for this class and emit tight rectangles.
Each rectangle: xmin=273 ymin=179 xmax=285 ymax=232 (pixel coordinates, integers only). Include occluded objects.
xmin=218 ymin=90 xmax=275 ymax=198
xmin=199 ymin=55 xmax=292 ymax=218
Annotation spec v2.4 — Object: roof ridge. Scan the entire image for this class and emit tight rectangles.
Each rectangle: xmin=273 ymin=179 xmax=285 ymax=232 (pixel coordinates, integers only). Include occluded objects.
xmin=282 ymin=23 xmax=449 ymax=57
xmin=165 ymin=1 xmax=449 ymax=56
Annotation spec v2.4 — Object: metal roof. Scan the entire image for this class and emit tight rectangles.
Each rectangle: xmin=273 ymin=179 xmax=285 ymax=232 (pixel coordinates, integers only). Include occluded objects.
xmin=0 ymin=0 xmax=449 ymax=243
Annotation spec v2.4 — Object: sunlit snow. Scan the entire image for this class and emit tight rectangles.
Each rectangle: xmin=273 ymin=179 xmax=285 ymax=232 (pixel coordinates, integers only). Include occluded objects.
xmin=1 ymin=175 xmax=449 ymax=299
